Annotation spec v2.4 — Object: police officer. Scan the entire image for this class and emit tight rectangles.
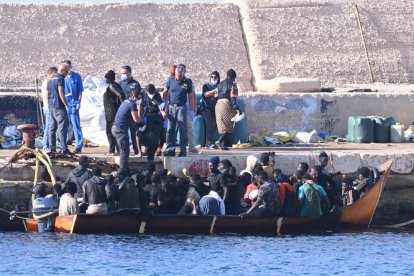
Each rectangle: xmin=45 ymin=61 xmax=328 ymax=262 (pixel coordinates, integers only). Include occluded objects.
xmin=119 ymin=65 xmax=142 ymax=155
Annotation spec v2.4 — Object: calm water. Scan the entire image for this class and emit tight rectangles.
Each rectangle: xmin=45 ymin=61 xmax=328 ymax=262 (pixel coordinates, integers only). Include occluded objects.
xmin=0 ymin=230 xmax=413 ymax=275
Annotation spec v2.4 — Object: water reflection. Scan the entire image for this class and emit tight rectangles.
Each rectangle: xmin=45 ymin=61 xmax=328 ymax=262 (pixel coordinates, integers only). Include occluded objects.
xmin=0 ymin=229 xmax=413 ymax=275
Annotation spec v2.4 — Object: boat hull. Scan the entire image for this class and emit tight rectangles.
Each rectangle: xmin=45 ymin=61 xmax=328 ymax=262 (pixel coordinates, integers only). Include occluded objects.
xmin=24 ymin=160 xmax=392 ymax=235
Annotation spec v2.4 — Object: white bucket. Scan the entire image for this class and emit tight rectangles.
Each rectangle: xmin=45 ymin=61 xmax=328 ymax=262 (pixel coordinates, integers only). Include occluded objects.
xmin=390 ymin=125 xmax=405 ymax=143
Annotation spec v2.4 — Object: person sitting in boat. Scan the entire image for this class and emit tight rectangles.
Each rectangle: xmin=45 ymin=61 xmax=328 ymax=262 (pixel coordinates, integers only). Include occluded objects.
xmin=178 ymin=185 xmax=201 ymax=215
xmin=241 ymin=164 xmax=263 ymax=209
xmin=310 ymin=165 xmax=339 ymax=208
xmin=144 ymin=173 xmax=168 ymax=214
xmin=59 ymin=181 xmax=79 ymax=216
xmin=298 ymin=174 xmax=330 ymax=220
xmin=206 ymin=156 xmax=221 ymax=193
xmin=116 ymin=173 xmax=141 ymax=215
xmin=239 ymin=171 xmax=282 ymax=218
xmin=354 ymin=166 xmax=374 ymax=197
xmin=239 ymin=155 xmax=260 ymax=179
xmin=297 ymin=162 xmax=309 ymax=173
xmin=218 ymin=159 xmax=239 ymax=214
xmin=275 ymin=170 xmax=297 ymax=217
xmin=341 ymin=175 xmax=360 ymax=207
xmin=199 ymin=190 xmax=225 ymax=215
xmin=191 ymin=174 xmax=210 ymax=198
xmin=273 ymin=168 xmax=290 ymax=184
xmin=65 ymin=156 xmax=92 ymax=201
xmin=260 ymin=152 xmax=275 ymax=181
xmin=82 ymin=167 xmax=110 ymax=215
xmin=291 ymin=169 xmax=306 ymax=201
xmin=341 ymin=167 xmax=374 ymax=205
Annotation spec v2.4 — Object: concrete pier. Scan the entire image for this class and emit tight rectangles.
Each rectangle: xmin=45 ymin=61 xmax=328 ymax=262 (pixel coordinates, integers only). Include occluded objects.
xmin=1 ymin=143 xmax=414 ymax=228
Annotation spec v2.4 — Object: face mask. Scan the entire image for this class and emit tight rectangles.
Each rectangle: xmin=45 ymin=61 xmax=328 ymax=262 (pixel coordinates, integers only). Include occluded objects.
xmin=121 ymin=74 xmax=128 ymax=81
xmin=211 ymin=79 xmax=218 ymax=86
xmin=148 ymin=94 xmax=154 ymax=99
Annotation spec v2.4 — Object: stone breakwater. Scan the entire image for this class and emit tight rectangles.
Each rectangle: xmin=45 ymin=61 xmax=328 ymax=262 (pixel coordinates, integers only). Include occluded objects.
xmin=1 ymin=0 xmax=414 ymax=90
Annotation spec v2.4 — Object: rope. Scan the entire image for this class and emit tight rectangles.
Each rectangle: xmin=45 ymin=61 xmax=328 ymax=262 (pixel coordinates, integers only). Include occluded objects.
xmin=32 ymin=209 xmax=58 ymax=220
xmin=384 ymin=218 xmax=414 ymax=228
xmin=0 ymin=207 xmax=30 ymax=221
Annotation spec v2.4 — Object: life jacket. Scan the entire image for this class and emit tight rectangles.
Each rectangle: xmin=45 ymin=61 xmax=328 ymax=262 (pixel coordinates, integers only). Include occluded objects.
xmin=279 ymin=182 xmax=297 ymax=217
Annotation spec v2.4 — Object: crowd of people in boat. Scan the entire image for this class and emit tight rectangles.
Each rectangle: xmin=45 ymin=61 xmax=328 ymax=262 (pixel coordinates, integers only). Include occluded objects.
xmin=42 ymin=61 xmax=242 ymax=173
xmin=33 ymin=151 xmax=378 ymax=220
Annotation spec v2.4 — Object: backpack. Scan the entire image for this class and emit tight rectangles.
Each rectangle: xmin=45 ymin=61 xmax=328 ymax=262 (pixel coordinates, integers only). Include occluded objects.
xmin=303 ymin=183 xmax=322 ymax=220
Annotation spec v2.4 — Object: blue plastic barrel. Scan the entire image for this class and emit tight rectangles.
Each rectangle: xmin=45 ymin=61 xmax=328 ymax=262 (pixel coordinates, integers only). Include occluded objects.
xmin=193 ymin=115 xmax=206 ymax=147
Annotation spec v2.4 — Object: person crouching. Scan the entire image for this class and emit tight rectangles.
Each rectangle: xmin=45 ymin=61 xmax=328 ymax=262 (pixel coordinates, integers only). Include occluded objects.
xmin=82 ymin=167 xmax=109 ymax=215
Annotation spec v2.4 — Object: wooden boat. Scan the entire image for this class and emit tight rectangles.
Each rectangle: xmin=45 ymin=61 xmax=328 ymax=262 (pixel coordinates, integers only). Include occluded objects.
xmin=24 ymin=160 xmax=392 ymax=235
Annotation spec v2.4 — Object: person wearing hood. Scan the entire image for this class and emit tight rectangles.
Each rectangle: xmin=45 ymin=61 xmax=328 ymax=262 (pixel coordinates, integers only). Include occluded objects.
xmin=103 ymin=70 xmax=125 ymax=155
xmin=65 ymin=156 xmax=92 ymax=200
xmin=201 ymin=71 xmax=220 ymax=149
xmin=83 ymin=167 xmax=110 ymax=214
xmin=218 ymin=159 xmax=239 ymax=214
xmin=239 ymin=155 xmax=260 ymax=179
xmin=214 ymin=69 xmax=241 ymax=150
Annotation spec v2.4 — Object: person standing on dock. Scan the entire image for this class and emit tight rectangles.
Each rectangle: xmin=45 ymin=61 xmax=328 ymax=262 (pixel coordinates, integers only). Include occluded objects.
xmin=119 ymin=65 xmax=142 ymax=155
xmin=112 ymin=89 xmax=143 ymax=174
xmin=200 ymin=71 xmax=220 ymax=149
xmin=103 ymin=70 xmax=125 ymax=155
xmin=163 ymin=64 xmax=196 ymax=157
xmin=46 ymin=63 xmax=70 ymax=155
xmin=63 ymin=60 xmax=84 ymax=154
xmin=40 ymin=66 xmax=57 ymax=151
xmin=215 ymin=69 xmax=241 ymax=150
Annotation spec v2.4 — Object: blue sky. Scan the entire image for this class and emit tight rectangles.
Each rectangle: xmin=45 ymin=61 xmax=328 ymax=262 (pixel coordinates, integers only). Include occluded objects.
xmin=0 ymin=0 xmax=222 ymax=2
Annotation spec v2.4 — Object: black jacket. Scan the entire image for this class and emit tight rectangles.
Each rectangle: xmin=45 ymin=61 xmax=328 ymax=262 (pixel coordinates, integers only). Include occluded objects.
xmin=103 ymin=82 xmax=125 ymax=122
xmin=82 ymin=176 xmax=108 ymax=205
xmin=65 ymin=166 xmax=93 ymax=199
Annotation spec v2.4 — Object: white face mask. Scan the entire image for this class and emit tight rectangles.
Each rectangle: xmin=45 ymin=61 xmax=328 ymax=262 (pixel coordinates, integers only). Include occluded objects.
xmin=148 ymin=93 xmax=154 ymax=99
xmin=121 ymin=74 xmax=128 ymax=81
xmin=211 ymin=80 xmax=218 ymax=85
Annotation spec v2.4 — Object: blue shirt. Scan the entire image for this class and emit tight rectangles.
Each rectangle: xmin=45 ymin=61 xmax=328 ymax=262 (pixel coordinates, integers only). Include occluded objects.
xmin=64 ymin=72 xmax=83 ymax=104
xmin=113 ymin=100 xmax=138 ymax=129
xmin=298 ymin=183 xmax=327 ymax=219
xmin=166 ymin=77 xmax=193 ymax=106
xmin=120 ymin=78 xmax=142 ymax=100
xmin=47 ymin=74 xmax=66 ymax=109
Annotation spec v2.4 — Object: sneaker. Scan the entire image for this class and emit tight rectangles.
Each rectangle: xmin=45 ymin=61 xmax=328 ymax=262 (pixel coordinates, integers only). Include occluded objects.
xmin=60 ymin=149 xmax=72 ymax=156
xmin=73 ymin=148 xmax=82 ymax=154
xmin=188 ymin=148 xmax=198 ymax=153
xmin=209 ymin=144 xmax=218 ymax=150
xmin=163 ymin=151 xmax=175 ymax=157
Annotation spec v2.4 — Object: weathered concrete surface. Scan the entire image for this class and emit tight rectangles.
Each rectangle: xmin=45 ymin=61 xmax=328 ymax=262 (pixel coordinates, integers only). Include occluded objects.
xmin=240 ymin=91 xmax=414 ymax=136
xmin=0 ymin=3 xmax=252 ymax=91
xmin=229 ymin=0 xmax=414 ymax=87
xmin=0 ymin=182 xmax=32 ymax=231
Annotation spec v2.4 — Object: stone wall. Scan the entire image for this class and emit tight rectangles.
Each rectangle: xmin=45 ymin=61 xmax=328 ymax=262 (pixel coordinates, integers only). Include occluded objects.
xmin=2 ymin=1 xmax=414 ymax=90
xmin=229 ymin=0 xmax=414 ymax=87
xmin=240 ymin=91 xmax=414 ymax=137
xmin=0 ymin=3 xmax=253 ymax=91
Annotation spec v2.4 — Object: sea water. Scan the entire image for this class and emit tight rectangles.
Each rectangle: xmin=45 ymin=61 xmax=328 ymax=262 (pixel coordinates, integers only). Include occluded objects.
xmin=0 ymin=230 xmax=413 ymax=275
